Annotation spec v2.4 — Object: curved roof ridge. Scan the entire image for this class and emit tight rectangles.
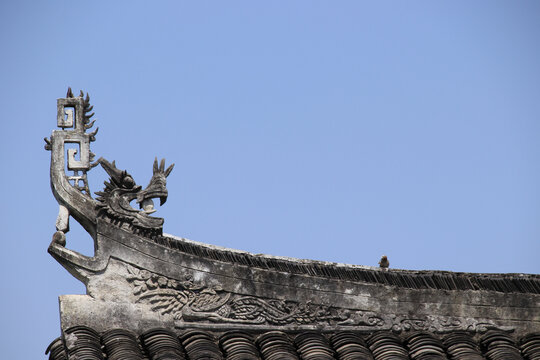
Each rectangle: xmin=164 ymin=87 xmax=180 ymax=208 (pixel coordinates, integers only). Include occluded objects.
xmin=158 ymin=233 xmax=540 ymax=294
xmin=164 ymin=233 xmax=376 ymax=269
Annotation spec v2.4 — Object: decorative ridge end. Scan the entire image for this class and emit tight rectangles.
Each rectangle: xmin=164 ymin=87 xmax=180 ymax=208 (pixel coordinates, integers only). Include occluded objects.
xmin=94 ymin=156 xmax=173 ymax=234
xmin=48 ymin=89 xmax=174 ymax=259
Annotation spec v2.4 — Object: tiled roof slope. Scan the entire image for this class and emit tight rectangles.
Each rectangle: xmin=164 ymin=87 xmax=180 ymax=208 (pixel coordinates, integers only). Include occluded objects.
xmin=157 ymin=234 xmax=540 ymax=294
xmin=46 ymin=326 xmax=540 ymax=360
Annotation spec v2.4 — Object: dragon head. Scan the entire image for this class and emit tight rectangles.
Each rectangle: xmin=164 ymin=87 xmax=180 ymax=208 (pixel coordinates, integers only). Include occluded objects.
xmin=95 ymin=158 xmax=174 ymax=235
xmin=136 ymin=158 xmax=175 ymax=214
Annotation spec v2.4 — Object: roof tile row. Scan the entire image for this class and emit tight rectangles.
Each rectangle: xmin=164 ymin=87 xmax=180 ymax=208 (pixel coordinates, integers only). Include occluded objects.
xmin=46 ymin=327 xmax=540 ymax=360
xmin=156 ymin=235 xmax=540 ymax=294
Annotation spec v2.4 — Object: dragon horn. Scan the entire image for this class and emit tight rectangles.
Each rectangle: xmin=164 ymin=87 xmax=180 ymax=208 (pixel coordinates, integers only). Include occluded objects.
xmin=153 ymin=157 xmax=159 ymax=174
xmin=99 ymin=158 xmax=124 ymax=187
xmin=165 ymin=163 xmax=175 ymax=177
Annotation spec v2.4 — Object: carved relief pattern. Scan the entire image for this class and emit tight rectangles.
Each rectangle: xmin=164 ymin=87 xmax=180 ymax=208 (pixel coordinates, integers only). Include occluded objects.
xmin=125 ymin=264 xmax=513 ymax=333
xmin=186 ymin=297 xmax=384 ymax=326
xmin=126 ymin=265 xmax=229 ymax=318
xmin=389 ymin=315 xmax=512 ymax=333
xmin=125 ymin=264 xmax=383 ymax=327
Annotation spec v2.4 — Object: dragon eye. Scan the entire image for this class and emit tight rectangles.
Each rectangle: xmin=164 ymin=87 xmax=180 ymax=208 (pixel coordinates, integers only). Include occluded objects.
xmin=123 ymin=176 xmax=135 ymax=189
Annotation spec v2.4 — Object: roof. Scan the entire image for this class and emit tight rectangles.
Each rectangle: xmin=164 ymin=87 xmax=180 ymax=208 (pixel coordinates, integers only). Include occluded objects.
xmin=45 ymin=90 xmax=540 ymax=359
xmin=152 ymin=233 xmax=540 ymax=294
xmin=46 ymin=326 xmax=539 ymax=360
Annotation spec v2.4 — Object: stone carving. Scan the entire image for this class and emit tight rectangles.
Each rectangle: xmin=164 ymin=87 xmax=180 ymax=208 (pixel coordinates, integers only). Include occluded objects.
xmin=390 ymin=315 xmax=513 ymax=333
xmin=125 ymin=264 xmax=383 ymax=327
xmin=44 ymin=89 xmax=99 ymax=237
xmin=188 ymin=297 xmax=381 ymax=326
xmin=50 ymin=88 xmax=98 ymax=196
xmin=45 ymin=88 xmax=173 ymax=240
xmin=126 ymin=264 xmax=229 ymax=318
xmin=95 ymin=157 xmax=174 ymax=235
xmin=46 ymin=91 xmax=540 ymax=297
xmin=125 ymin=264 xmax=513 ymax=333
xmin=46 ymin=90 xmax=532 ymax=338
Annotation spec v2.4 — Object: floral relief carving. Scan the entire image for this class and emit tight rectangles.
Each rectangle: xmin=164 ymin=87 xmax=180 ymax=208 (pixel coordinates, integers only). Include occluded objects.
xmin=125 ymin=264 xmax=513 ymax=333
xmin=390 ymin=315 xmax=513 ymax=333
xmin=126 ymin=265 xmax=230 ymax=318
xmin=125 ymin=264 xmax=382 ymax=327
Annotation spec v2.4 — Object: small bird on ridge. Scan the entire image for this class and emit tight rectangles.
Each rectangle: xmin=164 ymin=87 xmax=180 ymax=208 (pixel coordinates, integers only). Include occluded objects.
xmin=379 ymin=255 xmax=389 ymax=269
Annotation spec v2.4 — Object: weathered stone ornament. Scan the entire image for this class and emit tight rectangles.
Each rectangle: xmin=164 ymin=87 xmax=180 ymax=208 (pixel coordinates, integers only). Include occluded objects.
xmin=95 ymin=157 xmax=174 ymax=236
xmin=46 ymin=89 xmax=539 ymax=350
xmin=45 ymin=88 xmax=174 ymax=244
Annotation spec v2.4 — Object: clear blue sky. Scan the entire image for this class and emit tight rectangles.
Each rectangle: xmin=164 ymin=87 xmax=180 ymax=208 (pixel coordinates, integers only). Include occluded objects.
xmin=1 ymin=1 xmax=539 ymax=358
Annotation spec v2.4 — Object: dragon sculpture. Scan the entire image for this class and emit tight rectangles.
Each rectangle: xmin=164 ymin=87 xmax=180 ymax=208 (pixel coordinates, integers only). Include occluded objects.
xmin=45 ymin=88 xmax=174 ymax=246
xmin=95 ymin=157 xmax=174 ymax=235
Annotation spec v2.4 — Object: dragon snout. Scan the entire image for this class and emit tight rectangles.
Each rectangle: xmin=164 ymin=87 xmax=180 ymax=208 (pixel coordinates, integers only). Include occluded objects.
xmin=136 ymin=190 xmax=168 ymax=215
